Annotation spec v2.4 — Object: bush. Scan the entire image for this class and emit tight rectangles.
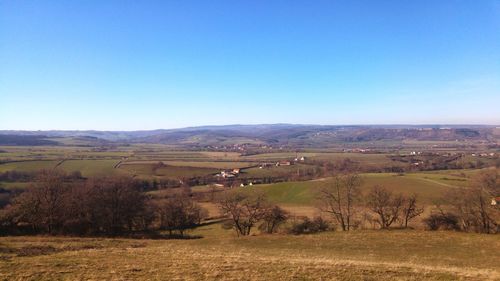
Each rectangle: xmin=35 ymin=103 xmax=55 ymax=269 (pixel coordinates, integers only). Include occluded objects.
xmin=423 ymin=212 xmax=460 ymax=231
xmin=287 ymin=216 xmax=330 ymax=235
xmin=258 ymin=205 xmax=289 ymax=234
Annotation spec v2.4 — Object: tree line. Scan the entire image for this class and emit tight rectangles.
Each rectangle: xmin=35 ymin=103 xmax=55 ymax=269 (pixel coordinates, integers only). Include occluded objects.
xmin=1 ymin=169 xmax=498 ymax=237
xmin=0 ymin=170 xmax=206 ymax=237
xmin=218 ymin=170 xmax=499 ymax=235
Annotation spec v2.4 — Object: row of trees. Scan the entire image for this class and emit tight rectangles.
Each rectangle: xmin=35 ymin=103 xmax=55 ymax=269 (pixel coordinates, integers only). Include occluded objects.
xmin=316 ymin=174 xmax=424 ymax=231
xmin=0 ymin=170 xmax=206 ymax=237
xmin=218 ymin=170 xmax=499 ymax=235
xmin=425 ymin=171 xmax=499 ymax=233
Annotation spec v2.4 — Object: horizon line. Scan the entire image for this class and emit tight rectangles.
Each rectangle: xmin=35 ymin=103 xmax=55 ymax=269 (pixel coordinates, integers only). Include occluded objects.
xmin=1 ymin=123 xmax=499 ymax=132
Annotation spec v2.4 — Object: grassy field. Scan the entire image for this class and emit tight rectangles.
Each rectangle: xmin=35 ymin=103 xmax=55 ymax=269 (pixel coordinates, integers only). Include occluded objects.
xmin=118 ymin=163 xmax=218 ymax=179
xmin=160 ymin=161 xmax=254 ymax=169
xmin=246 ymin=171 xmax=467 ymax=207
xmin=0 ymin=227 xmax=498 ymax=280
xmin=0 ymin=160 xmax=59 ymax=173
xmin=56 ymin=159 xmax=122 ymax=177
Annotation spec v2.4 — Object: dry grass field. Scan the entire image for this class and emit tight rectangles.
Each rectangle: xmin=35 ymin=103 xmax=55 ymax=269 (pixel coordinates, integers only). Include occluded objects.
xmin=1 ymin=226 xmax=499 ymax=281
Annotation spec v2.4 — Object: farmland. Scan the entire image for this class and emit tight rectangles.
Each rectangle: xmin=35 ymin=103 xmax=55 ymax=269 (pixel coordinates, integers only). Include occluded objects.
xmin=0 ymin=132 xmax=498 ymax=280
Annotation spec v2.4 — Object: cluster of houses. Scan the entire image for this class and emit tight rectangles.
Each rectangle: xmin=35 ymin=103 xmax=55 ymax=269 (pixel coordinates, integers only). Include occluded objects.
xmin=342 ymin=148 xmax=370 ymax=153
xmin=216 ymin=168 xmax=241 ymax=178
xmin=259 ymin=156 xmax=306 ymax=169
xmin=471 ymin=152 xmax=496 ymax=157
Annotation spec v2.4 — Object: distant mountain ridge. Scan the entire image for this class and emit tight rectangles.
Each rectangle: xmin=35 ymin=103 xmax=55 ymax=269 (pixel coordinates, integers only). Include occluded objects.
xmin=0 ymin=124 xmax=498 ymax=147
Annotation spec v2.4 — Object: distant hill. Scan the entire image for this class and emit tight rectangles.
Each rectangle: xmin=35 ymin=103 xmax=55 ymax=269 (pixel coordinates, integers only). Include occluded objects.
xmin=0 ymin=135 xmax=59 ymax=146
xmin=0 ymin=124 xmax=498 ymax=147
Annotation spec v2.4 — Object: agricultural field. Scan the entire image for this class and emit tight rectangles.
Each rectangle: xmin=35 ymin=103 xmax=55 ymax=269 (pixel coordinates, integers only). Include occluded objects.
xmin=56 ymin=159 xmax=122 ymax=177
xmin=119 ymin=163 xmax=218 ymax=179
xmin=0 ymin=160 xmax=60 ymax=173
xmin=244 ymin=171 xmax=472 ymax=207
xmin=0 ymin=136 xmax=498 ymax=280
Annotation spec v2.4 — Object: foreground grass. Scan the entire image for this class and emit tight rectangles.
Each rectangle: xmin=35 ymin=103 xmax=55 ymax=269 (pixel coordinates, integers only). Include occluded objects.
xmin=1 ymin=228 xmax=499 ymax=280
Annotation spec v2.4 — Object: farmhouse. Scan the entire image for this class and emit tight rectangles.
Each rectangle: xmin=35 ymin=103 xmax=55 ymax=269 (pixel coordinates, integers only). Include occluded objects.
xmin=259 ymin=163 xmax=274 ymax=168
xmin=491 ymin=197 xmax=500 ymax=206
xmin=219 ymin=170 xmax=237 ymax=178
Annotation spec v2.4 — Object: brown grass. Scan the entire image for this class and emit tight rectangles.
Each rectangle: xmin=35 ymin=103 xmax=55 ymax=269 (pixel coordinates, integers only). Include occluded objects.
xmin=1 ymin=228 xmax=498 ymax=281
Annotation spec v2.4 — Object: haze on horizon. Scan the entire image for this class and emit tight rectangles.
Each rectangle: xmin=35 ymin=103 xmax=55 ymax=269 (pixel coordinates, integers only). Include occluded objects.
xmin=1 ymin=1 xmax=499 ymax=131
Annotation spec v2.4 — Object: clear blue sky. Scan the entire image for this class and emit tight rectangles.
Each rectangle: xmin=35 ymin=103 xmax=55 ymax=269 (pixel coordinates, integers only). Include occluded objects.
xmin=1 ymin=0 xmax=499 ymax=130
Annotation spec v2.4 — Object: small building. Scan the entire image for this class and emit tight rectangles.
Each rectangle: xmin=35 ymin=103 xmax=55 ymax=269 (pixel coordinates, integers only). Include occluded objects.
xmin=232 ymin=168 xmax=240 ymax=174
xmin=491 ymin=197 xmax=500 ymax=206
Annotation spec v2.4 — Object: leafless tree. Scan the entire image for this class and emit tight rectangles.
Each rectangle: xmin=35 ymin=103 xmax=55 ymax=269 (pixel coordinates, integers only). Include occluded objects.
xmin=401 ymin=194 xmax=424 ymax=228
xmin=85 ymin=176 xmax=148 ymax=235
xmin=366 ymin=186 xmax=403 ymax=229
xmin=443 ymin=170 xmax=499 ymax=233
xmin=156 ymin=195 xmax=207 ymax=236
xmin=218 ymin=190 xmax=269 ymax=236
xmin=317 ymin=173 xmax=362 ymax=231
xmin=259 ymin=205 xmax=289 ymax=234
xmin=11 ymin=170 xmax=69 ymax=234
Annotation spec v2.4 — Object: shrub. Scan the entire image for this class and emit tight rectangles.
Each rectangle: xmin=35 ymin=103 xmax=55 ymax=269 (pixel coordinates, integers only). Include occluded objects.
xmin=287 ymin=216 xmax=330 ymax=235
xmin=423 ymin=212 xmax=460 ymax=231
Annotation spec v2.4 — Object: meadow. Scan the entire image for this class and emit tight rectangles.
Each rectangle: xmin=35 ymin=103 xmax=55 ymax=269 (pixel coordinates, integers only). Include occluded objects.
xmin=0 ymin=226 xmax=498 ymax=280
xmin=0 ymin=143 xmax=498 ymax=280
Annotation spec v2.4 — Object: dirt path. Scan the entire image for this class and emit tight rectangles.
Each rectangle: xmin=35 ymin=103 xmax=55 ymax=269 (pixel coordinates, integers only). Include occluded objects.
xmin=414 ymin=176 xmax=462 ymax=189
xmin=53 ymin=159 xmax=66 ymax=169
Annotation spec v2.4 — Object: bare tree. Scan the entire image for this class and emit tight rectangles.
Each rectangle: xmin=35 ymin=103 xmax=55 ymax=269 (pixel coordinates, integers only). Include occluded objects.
xmin=366 ymin=186 xmax=403 ymax=229
xmin=218 ymin=190 xmax=269 ymax=236
xmin=401 ymin=194 xmax=424 ymax=228
xmin=317 ymin=173 xmax=362 ymax=231
xmin=259 ymin=205 xmax=289 ymax=234
xmin=156 ymin=195 xmax=207 ymax=237
xmin=443 ymin=170 xmax=499 ymax=233
xmin=86 ymin=176 xmax=148 ymax=235
xmin=11 ymin=170 xmax=70 ymax=234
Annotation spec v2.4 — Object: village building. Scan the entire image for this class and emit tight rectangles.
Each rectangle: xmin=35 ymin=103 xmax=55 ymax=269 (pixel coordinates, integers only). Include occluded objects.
xmin=276 ymin=161 xmax=292 ymax=166
xmin=491 ymin=197 xmax=500 ymax=206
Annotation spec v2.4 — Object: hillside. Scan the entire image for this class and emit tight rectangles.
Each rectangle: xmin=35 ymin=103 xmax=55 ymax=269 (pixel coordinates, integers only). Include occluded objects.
xmin=0 ymin=124 xmax=498 ymax=148
xmin=1 ymin=228 xmax=498 ymax=280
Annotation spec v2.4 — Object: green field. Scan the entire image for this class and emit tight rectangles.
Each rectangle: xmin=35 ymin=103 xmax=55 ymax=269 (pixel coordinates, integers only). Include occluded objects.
xmin=118 ymin=163 xmax=218 ymax=179
xmin=246 ymin=171 xmax=467 ymax=206
xmin=0 ymin=160 xmax=59 ymax=173
xmin=56 ymin=159 xmax=122 ymax=177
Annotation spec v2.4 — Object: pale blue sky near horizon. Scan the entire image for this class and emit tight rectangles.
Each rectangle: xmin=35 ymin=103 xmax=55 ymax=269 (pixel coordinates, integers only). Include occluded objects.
xmin=1 ymin=0 xmax=499 ymax=130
